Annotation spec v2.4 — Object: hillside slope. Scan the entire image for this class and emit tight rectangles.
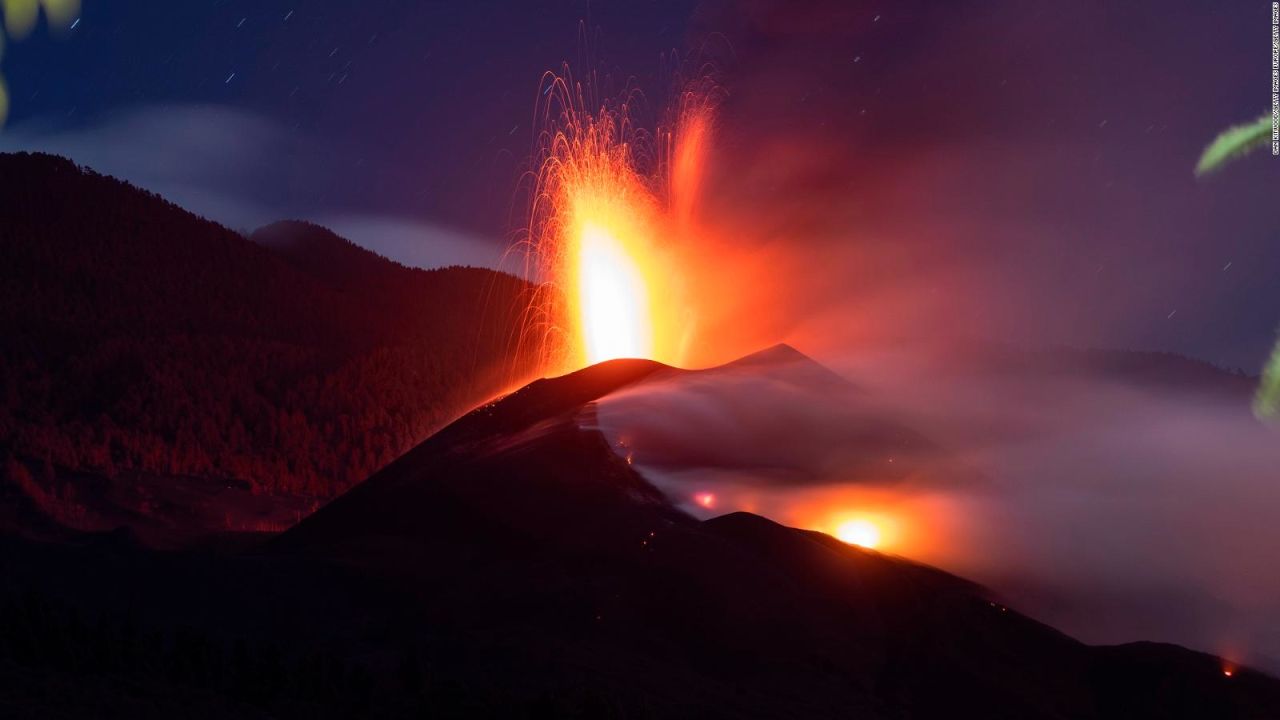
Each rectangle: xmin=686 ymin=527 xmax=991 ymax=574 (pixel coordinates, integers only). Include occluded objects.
xmin=0 ymin=153 xmax=545 ymax=539
xmin=269 ymin=350 xmax=1280 ymax=719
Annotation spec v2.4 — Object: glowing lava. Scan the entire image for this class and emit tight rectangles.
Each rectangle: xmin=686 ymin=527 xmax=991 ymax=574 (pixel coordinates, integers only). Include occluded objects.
xmin=573 ymin=214 xmax=655 ymax=364
xmin=522 ymin=65 xmax=716 ymax=369
xmin=835 ymin=519 xmax=882 ymax=549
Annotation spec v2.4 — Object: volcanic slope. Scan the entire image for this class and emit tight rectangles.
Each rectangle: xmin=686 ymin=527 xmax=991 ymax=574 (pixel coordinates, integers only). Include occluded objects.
xmin=274 ymin=347 xmax=1280 ymax=719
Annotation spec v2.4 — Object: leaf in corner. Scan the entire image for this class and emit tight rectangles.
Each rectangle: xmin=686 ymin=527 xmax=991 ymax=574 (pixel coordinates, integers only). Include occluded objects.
xmin=1256 ymin=338 xmax=1280 ymax=422
xmin=1195 ymin=114 xmax=1272 ymax=177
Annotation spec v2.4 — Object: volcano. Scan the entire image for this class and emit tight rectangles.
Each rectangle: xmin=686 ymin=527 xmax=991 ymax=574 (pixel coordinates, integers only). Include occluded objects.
xmin=2 ymin=343 xmax=1278 ymax=717
xmin=259 ymin=347 xmax=1280 ymax=719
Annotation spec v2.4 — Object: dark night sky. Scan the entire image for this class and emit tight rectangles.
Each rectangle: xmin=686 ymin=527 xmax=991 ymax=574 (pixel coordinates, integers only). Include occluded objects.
xmin=1 ymin=0 xmax=1276 ymax=369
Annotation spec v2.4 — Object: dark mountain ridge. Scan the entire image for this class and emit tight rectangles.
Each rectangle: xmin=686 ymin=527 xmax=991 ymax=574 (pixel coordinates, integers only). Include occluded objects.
xmin=0 ymin=152 xmax=545 ymax=541
xmin=251 ymin=220 xmax=415 ymax=293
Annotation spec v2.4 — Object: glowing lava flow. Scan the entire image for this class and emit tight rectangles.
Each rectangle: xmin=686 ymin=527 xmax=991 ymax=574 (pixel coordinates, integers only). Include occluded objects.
xmin=521 ymin=66 xmax=716 ymax=369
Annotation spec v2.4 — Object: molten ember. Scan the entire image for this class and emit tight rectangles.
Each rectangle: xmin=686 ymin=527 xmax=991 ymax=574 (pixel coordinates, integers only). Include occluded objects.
xmin=523 ymin=65 xmax=716 ymax=369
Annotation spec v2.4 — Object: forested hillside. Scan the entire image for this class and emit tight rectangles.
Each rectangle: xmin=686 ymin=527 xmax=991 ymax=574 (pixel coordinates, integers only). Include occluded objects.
xmin=0 ymin=153 xmax=546 ymax=533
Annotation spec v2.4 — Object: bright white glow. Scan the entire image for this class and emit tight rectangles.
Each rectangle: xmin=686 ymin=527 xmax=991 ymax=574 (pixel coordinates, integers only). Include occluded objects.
xmin=835 ymin=519 xmax=881 ymax=549
xmin=578 ymin=223 xmax=651 ymax=364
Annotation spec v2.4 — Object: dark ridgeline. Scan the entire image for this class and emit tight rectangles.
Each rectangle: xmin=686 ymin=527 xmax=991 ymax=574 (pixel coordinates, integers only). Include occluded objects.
xmin=0 ymin=152 xmax=544 ymax=539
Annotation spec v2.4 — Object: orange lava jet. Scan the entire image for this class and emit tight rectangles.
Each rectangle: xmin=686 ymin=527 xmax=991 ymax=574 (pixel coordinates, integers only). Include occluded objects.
xmin=521 ymin=65 xmax=716 ymax=370
xmin=570 ymin=183 xmax=658 ymax=365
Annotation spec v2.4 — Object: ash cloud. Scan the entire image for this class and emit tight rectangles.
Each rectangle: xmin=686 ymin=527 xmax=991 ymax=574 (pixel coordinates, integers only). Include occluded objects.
xmin=681 ymin=0 xmax=1280 ymax=372
xmin=598 ymin=344 xmax=1280 ymax=671
xmin=640 ymin=4 xmax=1280 ymax=667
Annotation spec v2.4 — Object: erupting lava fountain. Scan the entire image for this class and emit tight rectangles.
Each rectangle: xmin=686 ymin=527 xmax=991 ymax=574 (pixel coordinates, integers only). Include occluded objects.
xmin=519 ymin=64 xmax=718 ymax=370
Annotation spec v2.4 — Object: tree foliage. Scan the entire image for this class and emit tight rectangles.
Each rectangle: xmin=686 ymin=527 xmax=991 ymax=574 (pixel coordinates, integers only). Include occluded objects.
xmin=1195 ymin=113 xmax=1271 ymax=176
xmin=1195 ymin=114 xmax=1280 ymax=420
xmin=0 ymin=153 xmax=548 ymax=508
